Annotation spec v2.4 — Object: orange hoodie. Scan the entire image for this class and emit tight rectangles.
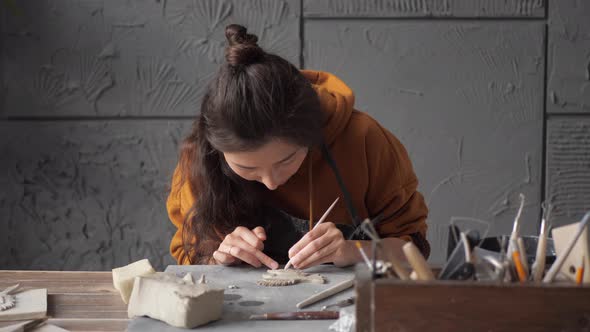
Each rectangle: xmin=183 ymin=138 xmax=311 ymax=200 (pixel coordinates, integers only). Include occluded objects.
xmin=166 ymin=70 xmax=429 ymax=265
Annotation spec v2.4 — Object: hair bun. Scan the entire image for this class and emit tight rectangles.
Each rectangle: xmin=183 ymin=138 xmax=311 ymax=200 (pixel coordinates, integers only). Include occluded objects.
xmin=225 ymin=24 xmax=264 ymax=66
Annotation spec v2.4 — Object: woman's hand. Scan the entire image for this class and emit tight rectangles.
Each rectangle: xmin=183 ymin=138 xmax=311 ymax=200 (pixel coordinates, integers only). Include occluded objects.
xmin=213 ymin=226 xmax=279 ymax=269
xmin=287 ymin=222 xmax=357 ymax=269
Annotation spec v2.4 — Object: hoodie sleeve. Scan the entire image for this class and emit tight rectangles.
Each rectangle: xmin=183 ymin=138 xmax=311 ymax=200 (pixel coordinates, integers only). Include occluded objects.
xmin=167 ymin=166 xmax=192 ymax=265
xmin=363 ymin=119 xmax=430 ymax=258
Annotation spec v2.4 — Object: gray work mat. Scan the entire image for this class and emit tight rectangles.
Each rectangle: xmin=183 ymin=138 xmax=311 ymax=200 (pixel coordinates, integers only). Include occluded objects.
xmin=126 ymin=265 xmax=355 ymax=331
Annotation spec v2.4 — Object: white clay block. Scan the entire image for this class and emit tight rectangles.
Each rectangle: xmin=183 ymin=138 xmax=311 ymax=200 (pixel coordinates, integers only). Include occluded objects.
xmin=112 ymin=259 xmax=156 ymax=304
xmin=0 ymin=289 xmax=47 ymax=322
xmin=127 ymin=273 xmax=224 ymax=328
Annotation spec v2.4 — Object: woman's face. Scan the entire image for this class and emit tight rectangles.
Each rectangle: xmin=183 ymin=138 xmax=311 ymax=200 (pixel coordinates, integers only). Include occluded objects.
xmin=223 ymin=139 xmax=308 ymax=190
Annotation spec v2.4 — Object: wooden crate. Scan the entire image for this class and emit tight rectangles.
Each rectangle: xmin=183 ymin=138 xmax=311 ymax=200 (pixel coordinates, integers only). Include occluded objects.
xmin=355 ymin=266 xmax=590 ymax=332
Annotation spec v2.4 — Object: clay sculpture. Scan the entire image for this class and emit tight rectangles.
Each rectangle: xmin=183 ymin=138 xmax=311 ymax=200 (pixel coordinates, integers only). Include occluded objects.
xmin=257 ymin=269 xmax=326 ymax=286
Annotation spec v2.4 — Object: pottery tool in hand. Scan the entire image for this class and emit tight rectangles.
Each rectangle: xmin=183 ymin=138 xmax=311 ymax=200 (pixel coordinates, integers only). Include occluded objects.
xmin=544 ymin=211 xmax=590 ymax=283
xmin=284 ymin=197 xmax=339 ymax=270
xmin=532 ymin=202 xmax=552 ymax=282
xmin=250 ymin=311 xmax=339 ymax=320
xmin=297 ymin=278 xmax=355 ymax=309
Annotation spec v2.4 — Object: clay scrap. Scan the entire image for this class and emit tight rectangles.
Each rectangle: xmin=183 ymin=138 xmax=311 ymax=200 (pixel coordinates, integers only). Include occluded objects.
xmin=127 ymin=272 xmax=224 ymax=328
xmin=112 ymin=259 xmax=156 ymax=304
xmin=257 ymin=269 xmax=326 ymax=287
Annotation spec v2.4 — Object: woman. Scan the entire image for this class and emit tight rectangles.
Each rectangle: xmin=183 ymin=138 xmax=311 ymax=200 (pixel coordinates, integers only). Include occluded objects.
xmin=167 ymin=24 xmax=429 ymax=270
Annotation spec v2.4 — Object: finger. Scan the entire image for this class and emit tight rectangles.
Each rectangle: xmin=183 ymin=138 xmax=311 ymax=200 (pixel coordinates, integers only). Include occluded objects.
xmin=297 ymin=240 xmax=341 ymax=270
xmin=252 ymin=226 xmax=267 ymax=241
xmin=234 ymin=226 xmax=264 ymax=251
xmin=213 ymin=250 xmax=237 ymax=265
xmin=219 ymin=242 xmax=262 ymax=268
xmin=221 ymin=238 xmax=278 ymax=269
xmin=290 ymin=228 xmax=338 ymax=268
xmin=288 ymin=222 xmax=333 ymax=258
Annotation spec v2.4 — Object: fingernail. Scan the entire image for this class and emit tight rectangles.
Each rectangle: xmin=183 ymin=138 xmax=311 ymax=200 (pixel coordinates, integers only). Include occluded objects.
xmin=272 ymin=262 xmax=279 ymax=270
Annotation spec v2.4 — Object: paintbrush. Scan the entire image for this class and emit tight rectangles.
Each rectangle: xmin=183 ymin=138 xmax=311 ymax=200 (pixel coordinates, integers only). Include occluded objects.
xmin=249 ymin=311 xmax=339 ymax=320
xmin=284 ymin=197 xmax=339 ymax=270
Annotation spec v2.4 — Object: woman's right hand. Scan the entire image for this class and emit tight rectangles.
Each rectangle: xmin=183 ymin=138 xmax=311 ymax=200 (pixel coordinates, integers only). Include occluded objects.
xmin=212 ymin=226 xmax=279 ymax=269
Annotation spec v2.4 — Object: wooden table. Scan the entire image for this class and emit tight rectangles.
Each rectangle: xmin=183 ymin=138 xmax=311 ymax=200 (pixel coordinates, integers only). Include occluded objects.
xmin=0 ymin=271 xmax=128 ymax=332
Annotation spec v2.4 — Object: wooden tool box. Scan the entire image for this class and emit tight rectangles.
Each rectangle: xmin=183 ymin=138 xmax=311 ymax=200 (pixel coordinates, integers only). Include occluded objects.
xmin=355 ymin=266 xmax=590 ymax=332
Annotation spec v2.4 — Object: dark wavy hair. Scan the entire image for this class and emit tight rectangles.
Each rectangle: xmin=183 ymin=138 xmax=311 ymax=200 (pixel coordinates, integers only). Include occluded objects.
xmin=177 ymin=24 xmax=323 ymax=264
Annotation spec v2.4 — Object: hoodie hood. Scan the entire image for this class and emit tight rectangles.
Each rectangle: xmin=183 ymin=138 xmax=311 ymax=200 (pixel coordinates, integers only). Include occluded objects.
xmin=301 ymin=70 xmax=354 ymax=146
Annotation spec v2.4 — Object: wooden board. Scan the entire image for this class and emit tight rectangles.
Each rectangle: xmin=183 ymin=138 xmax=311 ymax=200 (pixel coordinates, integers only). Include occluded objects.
xmin=127 ymin=265 xmax=355 ymax=332
xmin=0 ymin=271 xmax=127 ymax=332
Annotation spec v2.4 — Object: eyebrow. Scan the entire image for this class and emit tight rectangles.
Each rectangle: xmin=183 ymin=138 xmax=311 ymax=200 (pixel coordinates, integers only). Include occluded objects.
xmin=233 ymin=149 xmax=299 ymax=170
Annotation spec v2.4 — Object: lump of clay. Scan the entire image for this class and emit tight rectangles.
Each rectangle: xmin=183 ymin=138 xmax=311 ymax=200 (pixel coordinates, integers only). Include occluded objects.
xmin=257 ymin=269 xmax=326 ymax=286
xmin=112 ymin=259 xmax=156 ymax=304
xmin=128 ymin=272 xmax=224 ymax=328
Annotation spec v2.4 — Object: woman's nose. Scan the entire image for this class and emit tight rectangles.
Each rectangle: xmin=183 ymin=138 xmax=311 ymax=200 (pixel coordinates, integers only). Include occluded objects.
xmin=261 ymin=169 xmax=280 ymax=190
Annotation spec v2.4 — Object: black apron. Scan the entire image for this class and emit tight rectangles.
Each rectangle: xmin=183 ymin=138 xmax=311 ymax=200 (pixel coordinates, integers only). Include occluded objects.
xmin=261 ymin=143 xmax=371 ymax=264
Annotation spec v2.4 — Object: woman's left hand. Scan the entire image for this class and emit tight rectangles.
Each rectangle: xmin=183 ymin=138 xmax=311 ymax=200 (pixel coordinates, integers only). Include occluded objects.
xmin=287 ymin=222 xmax=356 ymax=269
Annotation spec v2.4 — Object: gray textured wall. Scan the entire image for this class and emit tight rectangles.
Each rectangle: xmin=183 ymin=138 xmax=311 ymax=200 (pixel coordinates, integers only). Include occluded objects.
xmin=1 ymin=0 xmax=589 ymax=270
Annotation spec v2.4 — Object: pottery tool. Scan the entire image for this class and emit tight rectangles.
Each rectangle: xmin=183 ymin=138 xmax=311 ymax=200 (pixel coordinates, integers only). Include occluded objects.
xmin=512 ymin=248 xmax=527 ymax=282
xmin=516 ymin=237 xmax=529 ymax=276
xmin=507 ymin=194 xmax=526 ymax=258
xmin=578 ymin=257 xmax=587 ymax=284
xmin=532 ymin=203 xmax=552 ymax=282
xmin=359 ymin=219 xmax=410 ymax=280
xmin=249 ymin=311 xmax=339 ymax=320
xmin=544 ymin=211 xmax=590 ymax=283
xmin=308 ymin=157 xmax=313 ymax=231
xmin=439 ymin=232 xmax=475 ymax=280
xmin=320 ymin=296 xmax=355 ymax=311
xmin=284 ymin=197 xmax=339 ymax=270
xmin=402 ymin=242 xmax=434 ymax=281
xmin=296 ymin=278 xmax=355 ymax=309
xmin=355 ymin=241 xmax=372 ymax=270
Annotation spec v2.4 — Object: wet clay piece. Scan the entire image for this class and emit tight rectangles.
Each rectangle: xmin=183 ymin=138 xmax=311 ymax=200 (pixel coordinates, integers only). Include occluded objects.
xmin=257 ymin=269 xmax=326 ymax=287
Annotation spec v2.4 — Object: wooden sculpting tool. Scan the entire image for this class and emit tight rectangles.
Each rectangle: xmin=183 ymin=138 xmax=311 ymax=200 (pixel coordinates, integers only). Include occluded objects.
xmin=576 ymin=256 xmax=585 ymax=285
xmin=544 ymin=211 xmax=590 ymax=283
xmin=532 ymin=203 xmax=551 ymax=282
xmin=249 ymin=311 xmax=339 ymax=320
xmin=284 ymin=197 xmax=339 ymax=270
xmin=296 ymin=278 xmax=354 ymax=309
xmin=402 ymin=242 xmax=434 ymax=281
